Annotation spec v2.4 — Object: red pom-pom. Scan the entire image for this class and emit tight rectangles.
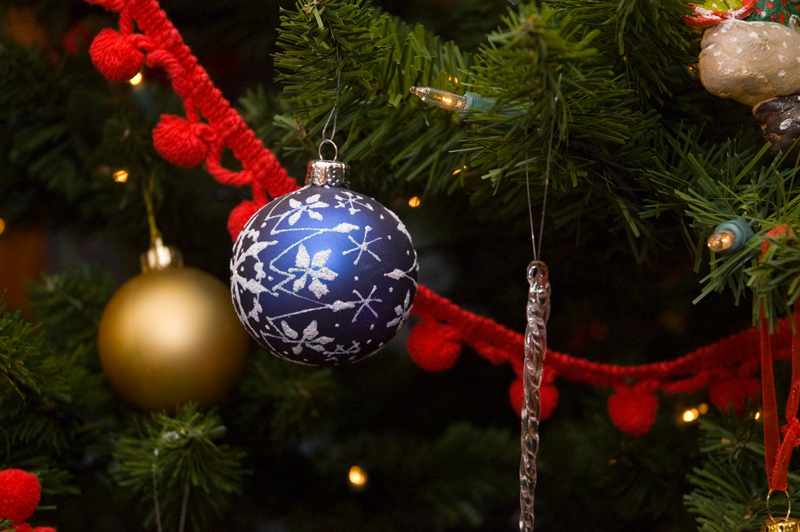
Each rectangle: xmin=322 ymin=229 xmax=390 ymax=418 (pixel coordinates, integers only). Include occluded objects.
xmin=407 ymin=318 xmax=462 ymax=371
xmin=608 ymin=386 xmax=658 ymax=436
xmin=89 ymin=28 xmax=144 ymax=83
xmin=508 ymin=378 xmax=558 ymax=420
xmin=0 ymin=469 xmax=42 ymax=523
xmin=709 ymin=378 xmax=760 ymax=416
xmin=32 ymin=527 xmax=57 ymax=532
xmin=153 ymin=115 xmax=214 ymax=168
xmin=228 ymin=201 xmax=261 ymax=240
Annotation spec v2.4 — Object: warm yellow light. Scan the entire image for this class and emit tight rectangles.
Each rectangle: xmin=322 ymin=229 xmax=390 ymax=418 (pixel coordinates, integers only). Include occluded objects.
xmin=129 ymin=72 xmax=143 ymax=85
xmin=707 ymin=229 xmax=736 ymax=253
xmin=408 ymin=196 xmax=421 ymax=208
xmin=348 ymin=466 xmax=367 ymax=487
xmin=113 ymin=169 xmax=129 ymax=183
xmin=442 ymin=96 xmax=453 ymax=105
xmin=682 ymin=408 xmax=699 ymax=423
xmin=452 ymin=165 xmax=467 ymax=175
xmin=755 ymin=411 xmax=762 ymax=420
xmin=698 ymin=403 xmax=709 ymax=415
xmin=0 ymin=218 xmax=5 ymax=235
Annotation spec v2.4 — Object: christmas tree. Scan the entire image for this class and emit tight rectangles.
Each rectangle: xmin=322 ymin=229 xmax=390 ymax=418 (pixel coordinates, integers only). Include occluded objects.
xmin=3 ymin=0 xmax=800 ymax=530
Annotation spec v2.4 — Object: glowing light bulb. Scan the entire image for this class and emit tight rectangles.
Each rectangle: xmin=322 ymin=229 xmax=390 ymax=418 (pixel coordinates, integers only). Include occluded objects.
xmin=409 ymin=86 xmax=468 ymax=111
xmin=129 ymin=72 xmax=143 ymax=85
xmin=755 ymin=410 xmax=762 ymax=420
xmin=707 ymin=229 xmax=736 ymax=252
xmin=706 ymin=218 xmax=754 ymax=253
xmin=408 ymin=196 xmax=421 ymax=208
xmin=0 ymin=218 xmax=5 ymax=235
xmin=113 ymin=169 xmax=129 ymax=183
xmin=698 ymin=403 xmax=709 ymax=415
xmin=682 ymin=408 xmax=699 ymax=422
xmin=348 ymin=466 xmax=367 ymax=488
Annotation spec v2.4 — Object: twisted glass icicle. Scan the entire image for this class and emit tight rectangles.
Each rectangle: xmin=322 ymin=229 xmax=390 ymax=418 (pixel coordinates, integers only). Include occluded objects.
xmin=520 ymin=260 xmax=550 ymax=532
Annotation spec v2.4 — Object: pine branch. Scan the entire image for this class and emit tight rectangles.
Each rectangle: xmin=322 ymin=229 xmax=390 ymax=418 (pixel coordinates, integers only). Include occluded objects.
xmin=684 ymin=416 xmax=800 ymax=532
xmin=238 ymin=350 xmax=338 ymax=446
xmin=266 ymin=0 xmax=474 ymax=197
xmin=28 ymin=263 xmax=116 ymax=354
xmin=111 ymin=404 xmax=247 ymax=531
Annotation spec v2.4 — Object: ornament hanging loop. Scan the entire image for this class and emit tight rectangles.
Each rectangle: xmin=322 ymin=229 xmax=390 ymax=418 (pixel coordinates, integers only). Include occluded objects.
xmin=318 ymin=138 xmax=339 ymax=161
xmin=766 ymin=489 xmax=793 ymax=525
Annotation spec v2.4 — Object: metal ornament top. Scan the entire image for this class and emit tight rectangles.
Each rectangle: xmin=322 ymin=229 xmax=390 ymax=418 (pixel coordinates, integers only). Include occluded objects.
xmin=305 ymin=159 xmax=349 ymax=188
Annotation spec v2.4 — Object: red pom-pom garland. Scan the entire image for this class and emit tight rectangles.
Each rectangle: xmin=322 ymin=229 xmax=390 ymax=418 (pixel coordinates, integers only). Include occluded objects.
xmin=152 ymin=114 xmax=215 ymax=168
xmin=89 ymin=28 xmax=145 ymax=82
xmin=608 ymin=384 xmax=659 ymax=436
xmin=407 ymin=316 xmax=462 ymax=371
xmin=709 ymin=377 xmax=761 ymax=416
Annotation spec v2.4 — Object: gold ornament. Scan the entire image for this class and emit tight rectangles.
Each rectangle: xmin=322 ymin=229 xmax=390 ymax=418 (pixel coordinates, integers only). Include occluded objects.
xmin=98 ymin=240 xmax=249 ymax=411
xmin=763 ymin=519 xmax=800 ymax=532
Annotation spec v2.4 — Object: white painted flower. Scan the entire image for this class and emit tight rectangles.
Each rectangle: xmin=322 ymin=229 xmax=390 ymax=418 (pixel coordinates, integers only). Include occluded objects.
xmin=280 ymin=320 xmax=335 ymax=354
xmin=289 ymin=243 xmax=338 ymax=298
xmin=287 ymin=193 xmax=328 ymax=225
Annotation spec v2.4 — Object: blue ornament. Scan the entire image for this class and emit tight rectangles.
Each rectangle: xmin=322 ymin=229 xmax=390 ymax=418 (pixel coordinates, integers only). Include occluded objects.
xmin=230 ymin=159 xmax=419 ymax=365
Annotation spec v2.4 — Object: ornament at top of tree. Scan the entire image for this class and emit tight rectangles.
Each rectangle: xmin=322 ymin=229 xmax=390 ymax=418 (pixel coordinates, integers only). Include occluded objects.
xmin=230 ymin=156 xmax=419 ymax=365
xmin=98 ymin=239 xmax=249 ymax=411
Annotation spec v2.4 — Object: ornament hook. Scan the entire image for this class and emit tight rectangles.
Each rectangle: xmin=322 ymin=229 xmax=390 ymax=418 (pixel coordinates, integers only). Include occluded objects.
xmin=766 ymin=489 xmax=793 ymax=524
xmin=318 ymin=138 xmax=339 ymax=161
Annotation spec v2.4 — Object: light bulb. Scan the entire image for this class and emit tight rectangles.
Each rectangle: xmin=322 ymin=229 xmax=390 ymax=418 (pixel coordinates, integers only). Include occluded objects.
xmin=409 ymin=86 xmax=468 ymax=112
xmin=707 ymin=228 xmax=737 ymax=252
xmin=682 ymin=408 xmax=699 ymax=423
xmin=408 ymin=196 xmax=421 ymax=208
xmin=706 ymin=218 xmax=754 ymax=253
xmin=0 ymin=218 xmax=5 ymax=236
xmin=348 ymin=465 xmax=367 ymax=488
xmin=129 ymin=72 xmax=143 ymax=86
xmin=113 ymin=169 xmax=129 ymax=183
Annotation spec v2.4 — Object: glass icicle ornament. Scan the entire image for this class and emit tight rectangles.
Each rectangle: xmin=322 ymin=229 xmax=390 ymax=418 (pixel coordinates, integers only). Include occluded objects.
xmin=519 ymin=260 xmax=550 ymax=532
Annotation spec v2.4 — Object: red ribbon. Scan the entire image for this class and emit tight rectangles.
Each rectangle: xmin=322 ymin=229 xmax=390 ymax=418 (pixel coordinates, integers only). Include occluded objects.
xmin=761 ymin=303 xmax=800 ymax=491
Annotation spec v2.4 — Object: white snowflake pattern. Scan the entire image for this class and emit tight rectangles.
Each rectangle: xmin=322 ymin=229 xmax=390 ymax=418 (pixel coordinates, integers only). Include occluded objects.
xmin=351 ymin=285 xmax=382 ymax=322
xmin=288 ymin=244 xmax=338 ymax=298
xmin=386 ymin=290 xmax=413 ymax=330
xmin=334 ymin=190 xmax=375 ymax=215
xmin=287 ymin=193 xmax=329 ymax=226
xmin=343 ymin=226 xmax=382 ymax=265
xmin=280 ymin=320 xmax=335 ymax=355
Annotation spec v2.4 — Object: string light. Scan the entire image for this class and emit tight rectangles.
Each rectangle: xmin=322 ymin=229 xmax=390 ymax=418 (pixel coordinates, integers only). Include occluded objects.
xmin=682 ymin=408 xmax=700 ymax=423
xmin=129 ymin=72 xmax=143 ymax=85
xmin=113 ymin=169 xmax=129 ymax=183
xmin=0 ymin=218 xmax=5 ymax=236
xmin=348 ymin=466 xmax=367 ymax=488
xmin=408 ymin=196 xmax=421 ymax=208
xmin=755 ymin=410 xmax=762 ymax=420
xmin=409 ymin=86 xmax=496 ymax=113
xmin=706 ymin=218 xmax=754 ymax=253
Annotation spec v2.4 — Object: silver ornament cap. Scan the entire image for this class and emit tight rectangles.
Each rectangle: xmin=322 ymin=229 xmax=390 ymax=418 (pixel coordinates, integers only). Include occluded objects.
xmin=306 ymin=159 xmax=349 ymax=187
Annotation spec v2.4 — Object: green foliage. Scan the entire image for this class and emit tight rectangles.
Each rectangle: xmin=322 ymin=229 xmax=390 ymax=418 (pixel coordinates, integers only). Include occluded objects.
xmin=238 ymin=350 xmax=338 ymax=446
xmin=684 ymin=416 xmax=800 ymax=532
xmin=111 ymin=404 xmax=247 ymax=532
xmin=264 ymin=0 xmax=474 ymax=196
xmin=28 ymin=263 xmax=116 ymax=353
xmin=0 ymin=312 xmax=101 ymax=495
xmin=290 ymin=422 xmax=519 ymax=531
